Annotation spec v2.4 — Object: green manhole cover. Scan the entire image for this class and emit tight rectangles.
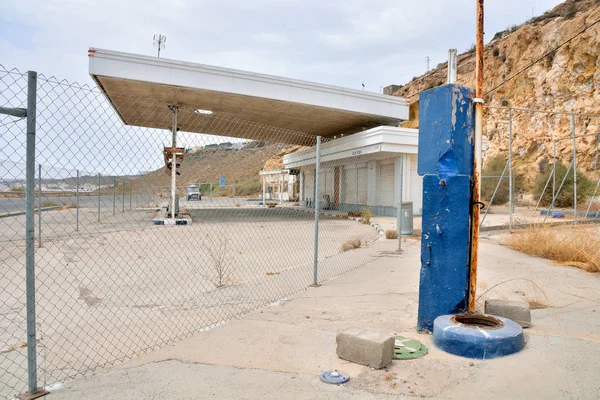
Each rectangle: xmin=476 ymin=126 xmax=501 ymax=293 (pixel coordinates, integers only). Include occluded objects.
xmin=393 ymin=336 xmax=428 ymax=360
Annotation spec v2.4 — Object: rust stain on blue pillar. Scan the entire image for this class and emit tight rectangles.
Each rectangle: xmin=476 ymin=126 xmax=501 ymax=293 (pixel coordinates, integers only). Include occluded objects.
xmin=417 ymin=84 xmax=475 ymax=333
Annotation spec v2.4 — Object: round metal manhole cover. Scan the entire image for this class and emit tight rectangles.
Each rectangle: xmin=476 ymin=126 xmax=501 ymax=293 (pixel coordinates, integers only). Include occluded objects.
xmin=393 ymin=336 xmax=428 ymax=360
xmin=319 ymin=370 xmax=349 ymax=384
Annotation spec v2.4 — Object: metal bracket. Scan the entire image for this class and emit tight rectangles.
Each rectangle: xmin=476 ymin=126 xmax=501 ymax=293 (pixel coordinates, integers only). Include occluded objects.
xmin=472 ymin=98 xmax=485 ymax=104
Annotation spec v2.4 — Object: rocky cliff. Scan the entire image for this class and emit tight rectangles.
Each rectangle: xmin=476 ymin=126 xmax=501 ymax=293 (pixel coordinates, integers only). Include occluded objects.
xmin=391 ymin=0 xmax=600 ymax=182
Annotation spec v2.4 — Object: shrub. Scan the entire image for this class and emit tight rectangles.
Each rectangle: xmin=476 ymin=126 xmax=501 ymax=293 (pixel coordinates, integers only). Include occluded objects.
xmin=492 ymin=47 xmax=500 ymax=57
xmin=562 ymin=3 xmax=577 ymax=20
xmin=467 ymin=43 xmax=476 ymax=53
xmin=534 ymin=163 xmax=594 ymax=208
xmin=505 ymin=225 xmax=599 ymax=273
xmin=500 ymin=53 xmax=507 ymax=63
xmin=361 ymin=206 xmax=372 ymax=224
xmin=341 ymin=237 xmax=362 ymax=252
xmin=481 ymin=156 xmax=525 ymax=205
xmin=385 ymin=230 xmax=398 ymax=239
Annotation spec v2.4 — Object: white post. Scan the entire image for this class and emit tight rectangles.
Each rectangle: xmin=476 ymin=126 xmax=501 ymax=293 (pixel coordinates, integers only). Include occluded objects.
xmin=262 ymin=174 xmax=266 ymax=205
xmin=170 ymin=105 xmax=178 ymax=218
xmin=280 ymin=174 xmax=283 ymax=204
xmin=447 ymin=49 xmax=457 ymax=84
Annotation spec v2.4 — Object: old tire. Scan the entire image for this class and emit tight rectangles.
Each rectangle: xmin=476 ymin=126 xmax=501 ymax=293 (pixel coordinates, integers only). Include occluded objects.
xmin=433 ymin=314 xmax=524 ymax=359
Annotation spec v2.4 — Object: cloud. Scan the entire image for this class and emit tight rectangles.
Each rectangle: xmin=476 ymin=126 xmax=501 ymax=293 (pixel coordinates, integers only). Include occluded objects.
xmin=0 ymin=0 xmax=564 ymax=91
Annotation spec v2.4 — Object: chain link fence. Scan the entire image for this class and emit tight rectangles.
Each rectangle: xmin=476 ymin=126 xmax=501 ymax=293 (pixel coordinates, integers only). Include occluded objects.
xmin=481 ymin=106 xmax=600 ymax=230
xmin=0 ymin=65 xmax=383 ymax=398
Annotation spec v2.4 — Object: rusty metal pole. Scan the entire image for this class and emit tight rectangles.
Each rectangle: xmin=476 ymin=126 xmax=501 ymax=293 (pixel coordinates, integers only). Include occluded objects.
xmin=469 ymin=0 xmax=484 ymax=313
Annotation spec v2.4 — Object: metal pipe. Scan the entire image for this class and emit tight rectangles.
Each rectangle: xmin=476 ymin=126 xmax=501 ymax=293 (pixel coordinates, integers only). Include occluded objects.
xmin=572 ymin=114 xmax=577 ymax=224
xmin=469 ymin=0 xmax=484 ymax=313
xmin=129 ymin=181 xmax=132 ymax=210
xmin=210 ymin=183 xmax=213 ymax=203
xmin=25 ymin=70 xmax=39 ymax=395
xmin=113 ymin=177 xmax=116 ymax=215
xmin=508 ymin=108 xmax=513 ymax=232
xmin=532 ymin=168 xmax=553 ymax=217
xmin=397 ymin=155 xmax=404 ymax=252
xmin=76 ymin=170 xmax=79 ymax=232
xmin=0 ymin=106 xmax=27 ymax=118
xmin=122 ymin=178 xmax=125 ymax=213
xmin=97 ymin=173 xmax=101 ymax=222
xmin=553 ymin=141 xmax=557 ymax=201
xmin=484 ymin=105 xmax=600 ymax=118
xmin=585 ymin=178 xmax=600 ymax=219
xmin=543 ymin=159 xmax=573 ymax=223
xmin=38 ymin=164 xmax=42 ymax=248
xmin=170 ymin=106 xmax=178 ymax=218
xmin=312 ymin=136 xmax=322 ymax=286
xmin=554 ymin=131 xmax=600 ymax=142
xmin=481 ymin=161 xmax=509 ymax=226
xmin=447 ymin=49 xmax=457 ymax=84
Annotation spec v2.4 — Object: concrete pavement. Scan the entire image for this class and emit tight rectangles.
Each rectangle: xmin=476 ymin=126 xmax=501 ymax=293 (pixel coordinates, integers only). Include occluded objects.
xmin=53 ymin=236 xmax=600 ymax=400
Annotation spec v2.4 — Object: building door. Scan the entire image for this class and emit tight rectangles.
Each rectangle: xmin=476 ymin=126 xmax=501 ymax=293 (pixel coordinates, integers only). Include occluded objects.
xmin=378 ymin=162 xmax=395 ymax=207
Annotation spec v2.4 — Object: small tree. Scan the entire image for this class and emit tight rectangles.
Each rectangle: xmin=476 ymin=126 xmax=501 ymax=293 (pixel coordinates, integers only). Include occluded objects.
xmin=534 ymin=162 xmax=594 ymax=208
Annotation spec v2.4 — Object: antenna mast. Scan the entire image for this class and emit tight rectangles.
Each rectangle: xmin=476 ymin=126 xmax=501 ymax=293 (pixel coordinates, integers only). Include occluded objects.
xmin=153 ymin=34 xmax=167 ymax=57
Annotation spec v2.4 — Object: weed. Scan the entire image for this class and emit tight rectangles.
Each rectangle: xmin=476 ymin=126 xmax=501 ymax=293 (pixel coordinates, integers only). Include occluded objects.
xmin=361 ymin=206 xmax=372 ymax=224
xmin=504 ymin=225 xmax=599 ymax=273
xmin=341 ymin=237 xmax=362 ymax=252
xmin=385 ymin=230 xmax=399 ymax=239
xmin=204 ymin=233 xmax=235 ymax=287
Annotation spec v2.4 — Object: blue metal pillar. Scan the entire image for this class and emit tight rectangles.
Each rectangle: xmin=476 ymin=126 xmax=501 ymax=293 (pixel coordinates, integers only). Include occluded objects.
xmin=417 ymin=84 xmax=475 ymax=333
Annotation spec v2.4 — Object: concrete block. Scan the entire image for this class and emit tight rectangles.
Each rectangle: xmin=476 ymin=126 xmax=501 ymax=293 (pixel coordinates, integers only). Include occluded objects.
xmin=485 ymin=299 xmax=531 ymax=328
xmin=336 ymin=328 xmax=394 ymax=369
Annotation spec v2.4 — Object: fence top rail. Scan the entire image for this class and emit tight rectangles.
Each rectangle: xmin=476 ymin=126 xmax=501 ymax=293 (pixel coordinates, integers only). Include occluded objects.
xmin=554 ymin=132 xmax=600 ymax=142
xmin=484 ymin=105 xmax=600 ymax=118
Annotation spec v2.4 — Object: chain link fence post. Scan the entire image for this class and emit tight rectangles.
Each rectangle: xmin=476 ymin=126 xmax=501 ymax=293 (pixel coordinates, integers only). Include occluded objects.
xmin=508 ymin=108 xmax=513 ymax=232
xmin=312 ymin=136 xmax=321 ymax=286
xmin=97 ymin=173 xmax=101 ymax=222
xmin=76 ymin=169 xmax=79 ymax=232
xmin=37 ymin=163 xmax=42 ymax=248
xmin=572 ymin=114 xmax=577 ymax=224
xmin=25 ymin=70 xmax=42 ymax=396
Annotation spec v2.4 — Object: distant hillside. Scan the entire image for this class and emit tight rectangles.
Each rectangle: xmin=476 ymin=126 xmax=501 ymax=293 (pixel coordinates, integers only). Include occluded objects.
xmin=136 ymin=141 xmax=303 ymax=196
xmin=391 ymin=0 xmax=600 ymax=182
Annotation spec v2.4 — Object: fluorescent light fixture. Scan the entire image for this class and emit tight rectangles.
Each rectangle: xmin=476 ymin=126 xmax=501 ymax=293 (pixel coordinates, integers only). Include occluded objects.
xmin=195 ymin=109 xmax=213 ymax=115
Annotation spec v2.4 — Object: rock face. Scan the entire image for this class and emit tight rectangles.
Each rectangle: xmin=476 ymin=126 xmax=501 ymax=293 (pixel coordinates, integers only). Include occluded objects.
xmin=392 ymin=0 xmax=600 ymax=183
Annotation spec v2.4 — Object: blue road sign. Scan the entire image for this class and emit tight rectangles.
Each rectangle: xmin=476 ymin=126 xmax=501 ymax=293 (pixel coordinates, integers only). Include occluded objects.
xmin=219 ymin=176 xmax=226 ymax=188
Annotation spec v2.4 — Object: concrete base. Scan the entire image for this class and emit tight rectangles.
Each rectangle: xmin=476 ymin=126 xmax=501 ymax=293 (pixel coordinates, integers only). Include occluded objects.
xmin=152 ymin=209 xmax=192 ymax=225
xmin=336 ymin=328 xmax=394 ymax=369
xmin=485 ymin=299 xmax=531 ymax=328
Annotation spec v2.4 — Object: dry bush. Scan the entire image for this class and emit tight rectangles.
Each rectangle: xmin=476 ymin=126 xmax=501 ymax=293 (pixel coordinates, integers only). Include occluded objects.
xmin=63 ymin=202 xmax=77 ymax=209
xmin=361 ymin=207 xmax=372 ymax=224
xmin=385 ymin=230 xmax=399 ymax=239
xmin=203 ymin=234 xmax=235 ymax=287
xmin=504 ymin=226 xmax=600 ymax=273
xmin=341 ymin=237 xmax=362 ymax=252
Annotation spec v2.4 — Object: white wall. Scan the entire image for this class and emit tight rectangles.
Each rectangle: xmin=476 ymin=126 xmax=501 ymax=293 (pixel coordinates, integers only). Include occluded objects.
xmin=300 ymin=154 xmax=422 ymax=215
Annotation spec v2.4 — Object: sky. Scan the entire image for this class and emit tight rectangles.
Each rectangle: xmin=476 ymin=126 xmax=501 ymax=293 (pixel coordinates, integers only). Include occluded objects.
xmin=1 ymin=0 xmax=566 ymax=179
xmin=1 ymin=0 xmax=565 ymax=92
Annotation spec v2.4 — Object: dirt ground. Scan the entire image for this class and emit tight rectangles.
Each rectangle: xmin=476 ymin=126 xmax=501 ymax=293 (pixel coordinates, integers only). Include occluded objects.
xmin=48 ymin=232 xmax=600 ymax=400
xmin=0 ymin=203 xmax=379 ymax=399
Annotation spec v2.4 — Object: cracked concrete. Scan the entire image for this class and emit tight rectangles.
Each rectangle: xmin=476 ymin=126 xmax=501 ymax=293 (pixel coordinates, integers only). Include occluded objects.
xmin=53 ymin=237 xmax=600 ymax=400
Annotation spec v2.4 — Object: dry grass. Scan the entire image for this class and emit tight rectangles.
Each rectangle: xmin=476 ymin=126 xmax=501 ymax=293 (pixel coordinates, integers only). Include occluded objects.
xmin=341 ymin=237 xmax=362 ymax=252
xmin=385 ymin=230 xmax=399 ymax=239
xmin=504 ymin=225 xmax=600 ymax=273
